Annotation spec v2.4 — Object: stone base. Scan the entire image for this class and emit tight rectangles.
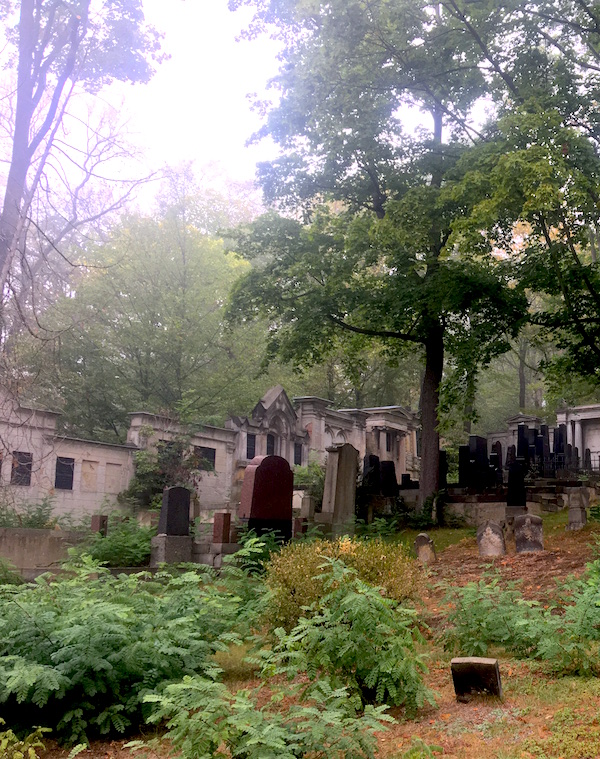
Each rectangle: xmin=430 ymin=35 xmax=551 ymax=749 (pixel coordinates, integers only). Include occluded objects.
xmin=151 ymin=535 xmax=193 ymax=566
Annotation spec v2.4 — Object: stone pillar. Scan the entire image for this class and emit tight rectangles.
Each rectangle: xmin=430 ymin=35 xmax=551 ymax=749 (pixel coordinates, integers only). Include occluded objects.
xmin=567 ymin=420 xmax=573 ymax=447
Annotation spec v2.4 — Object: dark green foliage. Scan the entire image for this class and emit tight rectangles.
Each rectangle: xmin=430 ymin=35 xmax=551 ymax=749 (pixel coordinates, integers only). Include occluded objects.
xmin=79 ymin=516 xmax=155 ymax=567
xmin=261 ymin=559 xmax=434 ymax=715
xmin=120 ymin=439 xmax=198 ymax=511
xmin=143 ymin=675 xmax=392 ymax=759
xmin=228 ymin=528 xmax=284 ymax=575
xmin=0 ymin=556 xmax=261 ymax=743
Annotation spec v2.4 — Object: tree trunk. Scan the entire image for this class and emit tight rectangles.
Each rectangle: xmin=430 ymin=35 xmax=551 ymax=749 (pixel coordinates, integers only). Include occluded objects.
xmin=419 ymin=325 xmax=444 ymax=507
xmin=518 ymin=340 xmax=527 ymax=410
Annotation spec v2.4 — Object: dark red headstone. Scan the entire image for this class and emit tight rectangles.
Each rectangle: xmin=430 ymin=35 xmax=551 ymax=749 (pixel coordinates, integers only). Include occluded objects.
xmin=239 ymin=455 xmax=293 ymax=540
xmin=213 ymin=512 xmax=231 ymax=544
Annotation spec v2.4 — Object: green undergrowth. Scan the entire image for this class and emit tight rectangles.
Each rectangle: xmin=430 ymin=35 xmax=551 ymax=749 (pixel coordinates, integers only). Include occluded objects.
xmin=441 ymin=554 xmax=600 ymax=674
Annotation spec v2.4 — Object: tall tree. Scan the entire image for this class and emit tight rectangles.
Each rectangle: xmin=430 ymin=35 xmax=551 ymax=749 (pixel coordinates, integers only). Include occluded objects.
xmin=0 ymin=0 xmax=163 ymax=301
xmin=227 ymin=0 xmax=529 ymax=502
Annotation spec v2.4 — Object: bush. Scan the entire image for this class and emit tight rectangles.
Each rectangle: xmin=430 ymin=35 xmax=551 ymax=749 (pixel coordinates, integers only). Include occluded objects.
xmin=262 ymin=559 xmax=435 ymax=715
xmin=293 ymin=460 xmax=326 ymax=508
xmin=0 ymin=559 xmax=23 ymax=586
xmin=143 ymin=674 xmax=392 ymax=759
xmin=80 ymin=516 xmax=155 ymax=567
xmin=264 ymin=536 xmax=422 ymax=629
xmin=0 ymin=719 xmax=50 ymax=759
xmin=0 ymin=497 xmax=57 ymax=529
xmin=0 ymin=556 xmax=260 ymax=743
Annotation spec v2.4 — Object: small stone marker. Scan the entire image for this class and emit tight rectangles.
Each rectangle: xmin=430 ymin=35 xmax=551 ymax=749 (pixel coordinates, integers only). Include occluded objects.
xmin=414 ymin=532 xmax=436 ymax=564
xmin=476 ymin=520 xmax=506 ymax=558
xmin=514 ymin=513 xmax=543 ymax=553
xmin=566 ymin=488 xmax=587 ymax=531
xmin=451 ymin=657 xmax=502 ymax=701
xmin=158 ymin=486 xmax=190 ymax=536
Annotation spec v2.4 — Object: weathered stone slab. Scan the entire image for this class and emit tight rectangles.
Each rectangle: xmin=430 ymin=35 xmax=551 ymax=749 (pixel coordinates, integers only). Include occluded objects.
xmin=451 ymin=657 xmax=503 ymax=701
xmin=151 ymin=535 xmax=192 ymax=565
xmin=414 ymin=532 xmax=436 ymax=564
xmin=476 ymin=520 xmax=506 ymax=558
xmin=514 ymin=513 xmax=543 ymax=553
xmin=321 ymin=443 xmax=359 ymax=533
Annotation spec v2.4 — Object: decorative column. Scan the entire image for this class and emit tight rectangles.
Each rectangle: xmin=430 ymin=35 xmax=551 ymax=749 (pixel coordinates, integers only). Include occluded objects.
xmin=574 ymin=419 xmax=583 ymax=466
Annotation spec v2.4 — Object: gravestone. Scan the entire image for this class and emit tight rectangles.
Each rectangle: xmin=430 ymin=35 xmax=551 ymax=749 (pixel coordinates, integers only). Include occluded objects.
xmin=458 ymin=445 xmax=471 ymax=487
xmin=585 ymin=448 xmax=592 ymax=470
xmin=212 ymin=512 xmax=231 ymax=544
xmin=491 ymin=440 xmax=503 ymax=468
xmin=319 ymin=443 xmax=359 ymax=535
xmin=362 ymin=455 xmax=381 ymax=494
xmin=506 ymin=444 xmax=516 ymax=467
xmin=439 ymin=449 xmax=448 ymax=490
xmin=451 ymin=657 xmax=503 ymax=701
xmin=414 ymin=532 xmax=436 ymax=564
xmin=514 ymin=513 xmax=543 ymax=553
xmin=469 ymin=435 xmax=489 ymax=491
xmin=476 ymin=521 xmax=506 ymax=558
xmin=380 ymin=461 xmax=399 ymax=497
xmin=158 ymin=486 xmax=190 ymax=536
xmin=566 ymin=487 xmax=587 ymax=531
xmin=506 ymin=459 xmax=527 ymax=531
xmin=91 ymin=514 xmax=108 ymax=536
xmin=517 ymin=424 xmax=529 ymax=462
xmin=239 ymin=455 xmax=293 ymax=540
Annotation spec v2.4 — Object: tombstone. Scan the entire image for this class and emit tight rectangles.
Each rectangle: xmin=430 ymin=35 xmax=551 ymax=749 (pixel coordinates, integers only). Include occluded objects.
xmin=506 ymin=444 xmax=516 ymax=467
xmin=491 ymin=441 xmax=503 ymax=468
xmin=380 ymin=461 xmax=399 ymax=497
xmin=517 ymin=424 xmax=529 ymax=462
xmin=585 ymin=448 xmax=592 ymax=471
xmin=506 ymin=460 xmax=526 ymax=508
xmin=469 ymin=436 xmax=489 ymax=491
xmin=239 ymin=455 xmax=293 ymax=540
xmin=489 ymin=452 xmax=503 ymax=488
xmin=514 ymin=513 xmax=543 ymax=553
xmin=158 ymin=486 xmax=190 ymax=536
xmin=362 ymin=455 xmax=381 ymax=494
xmin=91 ymin=514 xmax=108 ymax=536
xmin=319 ymin=444 xmax=359 ymax=534
xmin=566 ymin=487 xmax=587 ymax=531
xmin=451 ymin=657 xmax=503 ymax=701
xmin=439 ymin=450 xmax=448 ymax=490
xmin=414 ymin=532 xmax=436 ymax=564
xmin=212 ymin=512 xmax=231 ymax=544
xmin=476 ymin=521 xmax=506 ymax=558
xmin=566 ymin=443 xmax=573 ymax=469
xmin=293 ymin=517 xmax=308 ymax=538
xmin=458 ymin=444 xmax=471 ymax=487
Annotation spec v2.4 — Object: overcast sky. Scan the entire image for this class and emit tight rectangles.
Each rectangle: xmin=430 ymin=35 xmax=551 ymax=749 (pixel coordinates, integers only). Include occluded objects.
xmin=114 ymin=0 xmax=280 ymax=185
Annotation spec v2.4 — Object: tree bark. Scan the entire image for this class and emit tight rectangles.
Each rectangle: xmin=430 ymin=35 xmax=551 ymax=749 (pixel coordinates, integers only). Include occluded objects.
xmin=419 ymin=325 xmax=444 ymax=507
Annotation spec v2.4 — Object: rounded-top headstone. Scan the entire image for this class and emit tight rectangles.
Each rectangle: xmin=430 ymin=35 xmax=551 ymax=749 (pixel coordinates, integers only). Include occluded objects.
xmin=476 ymin=520 xmax=506 ymax=558
xmin=414 ymin=532 xmax=436 ymax=564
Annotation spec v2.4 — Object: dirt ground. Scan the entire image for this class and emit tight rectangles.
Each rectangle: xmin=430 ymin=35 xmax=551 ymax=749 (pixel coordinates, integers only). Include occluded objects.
xmin=38 ymin=515 xmax=600 ymax=759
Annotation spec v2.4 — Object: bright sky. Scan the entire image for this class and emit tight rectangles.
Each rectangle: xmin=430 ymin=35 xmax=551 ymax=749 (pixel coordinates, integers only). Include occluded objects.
xmin=116 ymin=0 xmax=281 ymax=184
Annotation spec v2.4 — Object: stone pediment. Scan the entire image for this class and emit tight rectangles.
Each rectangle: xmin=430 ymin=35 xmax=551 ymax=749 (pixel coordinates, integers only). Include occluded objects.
xmin=252 ymin=385 xmax=297 ymax=426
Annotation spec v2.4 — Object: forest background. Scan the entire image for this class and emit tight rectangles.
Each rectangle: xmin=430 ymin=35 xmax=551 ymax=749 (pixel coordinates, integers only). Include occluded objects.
xmin=2 ymin=0 xmax=600 ymax=501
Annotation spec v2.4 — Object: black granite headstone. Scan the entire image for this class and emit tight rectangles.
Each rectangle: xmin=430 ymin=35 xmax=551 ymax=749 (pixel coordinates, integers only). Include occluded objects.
xmin=362 ymin=454 xmax=381 ymax=494
xmin=585 ymin=448 xmax=592 ymax=470
xmin=507 ymin=459 xmax=526 ymax=507
xmin=506 ymin=444 xmax=516 ymax=467
xmin=380 ymin=461 xmax=399 ymax=497
xmin=517 ymin=425 xmax=529 ymax=462
xmin=491 ymin=441 xmax=503 ymax=468
xmin=158 ymin=486 xmax=190 ymax=536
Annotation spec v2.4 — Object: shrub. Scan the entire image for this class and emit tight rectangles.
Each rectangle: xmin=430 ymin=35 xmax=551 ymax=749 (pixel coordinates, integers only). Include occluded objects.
xmin=293 ymin=460 xmax=326 ymax=508
xmin=0 ymin=559 xmax=23 ymax=586
xmin=0 ymin=497 xmax=57 ymax=529
xmin=265 ymin=536 xmax=422 ymax=629
xmin=0 ymin=556 xmax=260 ymax=743
xmin=262 ymin=559 xmax=435 ymax=715
xmin=143 ymin=674 xmax=392 ymax=759
xmin=0 ymin=719 xmax=50 ymax=759
xmin=80 ymin=516 xmax=155 ymax=567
